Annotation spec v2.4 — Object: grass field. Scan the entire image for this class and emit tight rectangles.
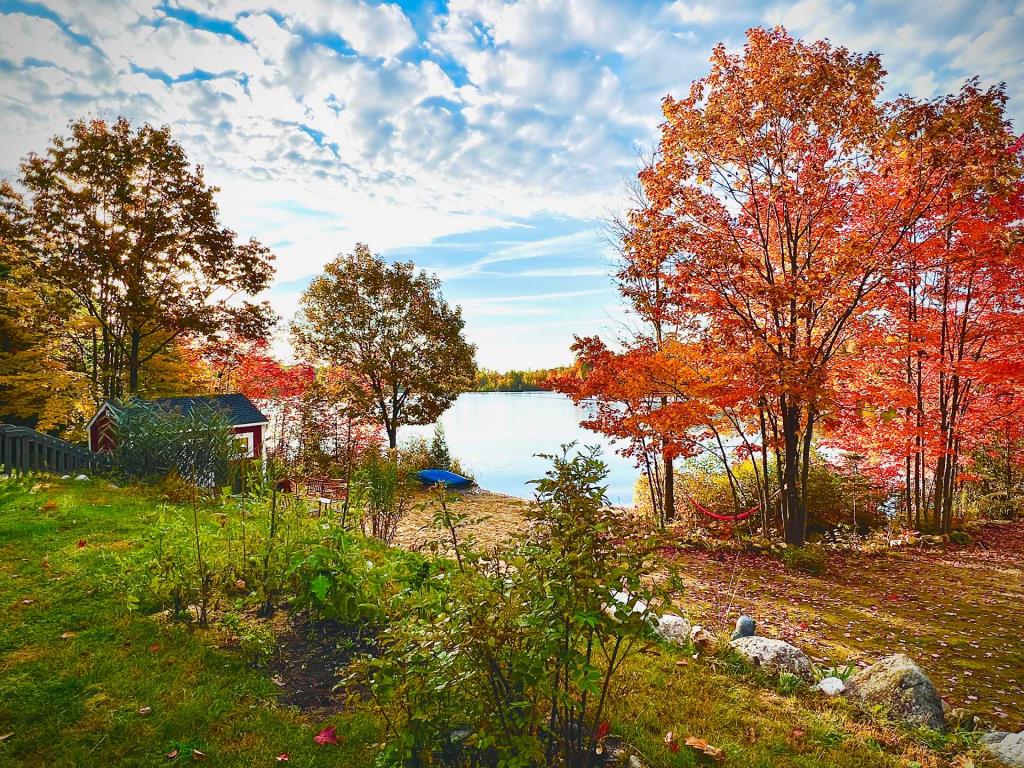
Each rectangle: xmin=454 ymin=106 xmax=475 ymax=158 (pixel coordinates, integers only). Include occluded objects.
xmin=0 ymin=476 xmax=994 ymax=767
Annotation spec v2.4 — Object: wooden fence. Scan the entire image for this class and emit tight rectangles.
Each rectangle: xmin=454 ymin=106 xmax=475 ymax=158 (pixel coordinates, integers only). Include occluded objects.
xmin=0 ymin=424 xmax=111 ymax=477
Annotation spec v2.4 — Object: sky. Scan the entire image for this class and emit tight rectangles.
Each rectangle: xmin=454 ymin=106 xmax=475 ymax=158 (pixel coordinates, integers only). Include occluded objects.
xmin=1 ymin=0 xmax=1022 ymax=369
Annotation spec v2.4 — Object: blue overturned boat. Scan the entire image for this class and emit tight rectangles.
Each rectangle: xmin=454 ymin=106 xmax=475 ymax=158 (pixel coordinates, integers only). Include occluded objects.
xmin=417 ymin=468 xmax=473 ymax=488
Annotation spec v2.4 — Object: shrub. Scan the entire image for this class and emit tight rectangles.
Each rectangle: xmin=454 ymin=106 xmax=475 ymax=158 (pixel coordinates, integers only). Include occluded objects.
xmin=351 ymin=449 xmax=414 ymax=544
xmin=781 ymin=543 xmax=827 ymax=575
xmin=114 ymin=399 xmax=242 ymax=487
xmin=359 ymin=445 xmax=662 ymax=767
xmin=949 ymin=530 xmax=971 ymax=545
xmin=288 ymin=527 xmax=411 ymax=627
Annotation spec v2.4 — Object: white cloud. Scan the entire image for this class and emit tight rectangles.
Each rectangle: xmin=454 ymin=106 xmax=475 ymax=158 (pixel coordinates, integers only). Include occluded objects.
xmin=666 ymin=2 xmax=719 ymax=24
xmin=2 ymin=0 xmax=1023 ymax=368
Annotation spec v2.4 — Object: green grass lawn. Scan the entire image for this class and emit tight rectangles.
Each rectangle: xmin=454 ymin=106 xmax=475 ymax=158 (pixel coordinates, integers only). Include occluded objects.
xmin=0 ymin=477 xmax=988 ymax=767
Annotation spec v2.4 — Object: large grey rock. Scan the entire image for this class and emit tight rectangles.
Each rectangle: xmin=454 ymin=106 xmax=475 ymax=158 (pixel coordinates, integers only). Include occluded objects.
xmin=982 ymin=731 xmax=1024 ymax=767
xmin=655 ymin=614 xmax=691 ymax=645
xmin=730 ymin=636 xmax=814 ymax=681
xmin=731 ymin=615 xmax=756 ymax=640
xmin=843 ymin=654 xmax=945 ymax=731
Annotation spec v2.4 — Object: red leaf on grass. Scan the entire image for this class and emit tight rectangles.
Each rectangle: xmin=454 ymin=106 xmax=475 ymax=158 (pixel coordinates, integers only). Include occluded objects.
xmin=595 ymin=721 xmax=610 ymax=742
xmin=77 ymin=539 xmax=87 ymax=549
xmin=276 ymin=754 xmax=290 ymax=762
xmin=165 ymin=748 xmax=179 ymax=760
xmin=314 ymin=726 xmax=337 ymax=746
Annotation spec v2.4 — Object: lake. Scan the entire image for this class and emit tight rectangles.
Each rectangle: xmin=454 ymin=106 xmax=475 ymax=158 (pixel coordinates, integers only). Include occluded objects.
xmin=402 ymin=392 xmax=639 ymax=505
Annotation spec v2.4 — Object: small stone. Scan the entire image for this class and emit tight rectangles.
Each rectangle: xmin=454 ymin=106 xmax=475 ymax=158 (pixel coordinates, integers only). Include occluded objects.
xmin=730 ymin=636 xmax=814 ymax=681
xmin=60 ymin=475 xmax=71 ymax=480
xmin=946 ymin=706 xmax=979 ymax=731
xmin=138 ymin=706 xmax=152 ymax=717
xmin=731 ymin=615 xmax=756 ymax=640
xmin=815 ymin=677 xmax=846 ymax=696
xmin=74 ymin=474 xmax=89 ymax=481
xmin=690 ymin=625 xmax=717 ymax=653
xmin=656 ymin=614 xmax=692 ymax=646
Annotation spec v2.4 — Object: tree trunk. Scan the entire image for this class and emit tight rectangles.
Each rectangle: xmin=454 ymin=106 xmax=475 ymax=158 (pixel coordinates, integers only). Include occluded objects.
xmin=663 ymin=450 xmax=674 ymax=522
xmin=128 ymin=329 xmax=141 ymax=394
xmin=780 ymin=399 xmax=805 ymax=546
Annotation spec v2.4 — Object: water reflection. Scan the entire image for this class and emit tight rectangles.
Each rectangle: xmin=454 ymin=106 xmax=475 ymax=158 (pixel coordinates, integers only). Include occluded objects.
xmin=402 ymin=392 xmax=637 ymax=505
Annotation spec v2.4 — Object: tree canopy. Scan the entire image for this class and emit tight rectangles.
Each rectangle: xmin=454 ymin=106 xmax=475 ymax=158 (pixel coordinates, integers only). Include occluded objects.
xmin=556 ymin=27 xmax=1024 ymax=544
xmin=292 ymin=243 xmax=476 ymax=448
xmin=16 ymin=117 xmax=276 ymax=402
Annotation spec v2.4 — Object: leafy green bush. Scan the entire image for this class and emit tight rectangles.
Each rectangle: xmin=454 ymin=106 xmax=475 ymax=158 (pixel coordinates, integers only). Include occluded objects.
xmin=359 ymin=445 xmax=662 ymax=767
xmin=781 ymin=543 xmax=827 ymax=575
xmin=351 ymin=448 xmax=414 ymax=544
xmin=288 ymin=527 xmax=414 ymax=626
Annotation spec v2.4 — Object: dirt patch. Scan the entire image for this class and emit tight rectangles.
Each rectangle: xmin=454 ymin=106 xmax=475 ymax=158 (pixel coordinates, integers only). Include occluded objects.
xmin=394 ymin=488 xmax=531 ymax=553
xmin=270 ymin=612 xmax=377 ymax=712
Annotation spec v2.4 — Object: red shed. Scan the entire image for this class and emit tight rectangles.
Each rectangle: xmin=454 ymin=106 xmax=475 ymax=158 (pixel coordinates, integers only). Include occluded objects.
xmin=87 ymin=394 xmax=269 ymax=460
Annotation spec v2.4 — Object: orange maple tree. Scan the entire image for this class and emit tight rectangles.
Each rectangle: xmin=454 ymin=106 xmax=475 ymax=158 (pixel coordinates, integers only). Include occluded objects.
xmin=830 ymin=85 xmax=1024 ymax=532
xmin=558 ymin=28 xmax=1024 ymax=544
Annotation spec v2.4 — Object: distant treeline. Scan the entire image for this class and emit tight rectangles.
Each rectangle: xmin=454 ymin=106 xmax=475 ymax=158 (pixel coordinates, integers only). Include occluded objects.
xmin=473 ymin=367 xmax=575 ymax=392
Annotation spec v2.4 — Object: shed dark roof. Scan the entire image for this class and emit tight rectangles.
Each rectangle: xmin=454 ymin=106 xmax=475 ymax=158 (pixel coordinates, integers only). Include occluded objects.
xmin=146 ymin=394 xmax=268 ymax=426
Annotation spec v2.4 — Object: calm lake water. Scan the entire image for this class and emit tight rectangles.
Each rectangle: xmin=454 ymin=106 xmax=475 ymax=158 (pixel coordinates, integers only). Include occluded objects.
xmin=403 ymin=392 xmax=639 ymax=505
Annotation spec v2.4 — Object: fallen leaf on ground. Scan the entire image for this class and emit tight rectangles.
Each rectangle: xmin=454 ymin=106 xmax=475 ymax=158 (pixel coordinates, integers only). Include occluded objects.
xmin=685 ymin=736 xmax=725 ymax=762
xmin=191 ymin=749 xmax=206 ymax=760
xmin=77 ymin=539 xmax=87 ymax=548
xmin=165 ymin=748 xmax=179 ymax=760
xmin=314 ymin=726 xmax=337 ymax=746
xmin=60 ymin=631 xmax=75 ymax=640
xmin=276 ymin=754 xmax=290 ymax=762
xmin=0 ymin=733 xmax=13 ymax=742
xmin=138 ymin=706 xmax=152 ymax=716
